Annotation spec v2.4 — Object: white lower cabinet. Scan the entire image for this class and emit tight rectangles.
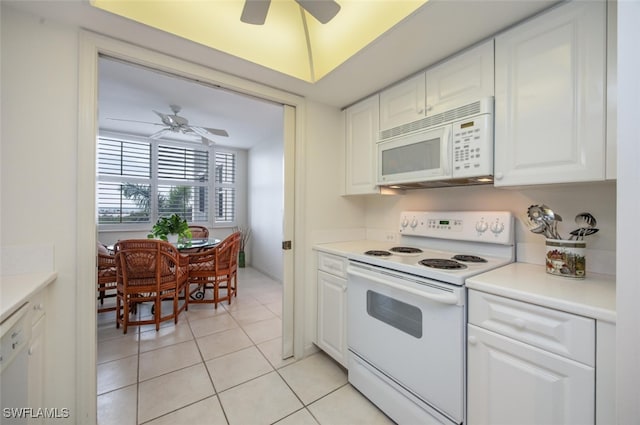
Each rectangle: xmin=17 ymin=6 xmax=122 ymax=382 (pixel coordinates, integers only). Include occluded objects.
xmin=467 ymin=290 xmax=595 ymax=425
xmin=467 ymin=325 xmax=594 ymax=425
xmin=316 ymin=252 xmax=348 ymax=367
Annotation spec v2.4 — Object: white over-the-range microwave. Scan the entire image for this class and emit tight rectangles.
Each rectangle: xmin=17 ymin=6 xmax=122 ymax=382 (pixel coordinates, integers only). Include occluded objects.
xmin=377 ymin=97 xmax=494 ymax=189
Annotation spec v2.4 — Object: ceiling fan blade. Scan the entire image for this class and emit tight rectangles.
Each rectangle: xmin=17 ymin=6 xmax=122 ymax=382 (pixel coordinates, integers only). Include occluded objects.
xmin=190 ymin=126 xmax=220 ymax=143
xmin=149 ymin=128 xmax=172 ymax=140
xmin=202 ymin=127 xmax=229 ymax=137
xmin=295 ymin=0 xmax=340 ymax=24
xmin=107 ymin=118 xmax=164 ymax=126
xmin=241 ymin=0 xmax=271 ymax=25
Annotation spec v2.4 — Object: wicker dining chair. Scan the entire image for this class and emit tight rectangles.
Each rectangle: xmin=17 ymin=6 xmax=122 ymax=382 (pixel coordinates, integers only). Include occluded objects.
xmin=114 ymin=239 xmax=189 ymax=333
xmin=187 ymin=232 xmax=240 ymax=308
xmin=188 ymin=225 xmax=209 ymax=239
xmin=97 ymin=242 xmax=117 ymax=313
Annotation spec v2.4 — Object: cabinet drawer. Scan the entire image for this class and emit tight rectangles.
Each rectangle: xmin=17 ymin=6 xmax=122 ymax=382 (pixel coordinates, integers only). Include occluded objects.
xmin=468 ymin=290 xmax=595 ymax=366
xmin=317 ymin=252 xmax=348 ymax=278
xmin=29 ymin=290 xmax=46 ymax=324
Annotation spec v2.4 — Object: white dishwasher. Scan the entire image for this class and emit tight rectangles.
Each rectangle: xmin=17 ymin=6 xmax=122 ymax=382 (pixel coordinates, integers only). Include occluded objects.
xmin=1 ymin=302 xmax=31 ymax=425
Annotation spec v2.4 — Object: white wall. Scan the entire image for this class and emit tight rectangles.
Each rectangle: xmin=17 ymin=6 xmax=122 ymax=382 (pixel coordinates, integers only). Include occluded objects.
xmin=1 ymin=6 xmax=79 ymax=415
xmin=302 ymin=100 xmax=367 ymax=353
xmin=248 ymin=114 xmax=284 ymax=281
xmin=615 ymin=0 xmax=640 ymax=421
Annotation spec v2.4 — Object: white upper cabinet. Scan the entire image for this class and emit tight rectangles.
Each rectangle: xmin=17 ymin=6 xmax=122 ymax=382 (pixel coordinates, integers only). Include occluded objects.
xmin=494 ymin=0 xmax=607 ymax=187
xmin=344 ymin=94 xmax=380 ymax=194
xmin=379 ymin=73 xmax=426 ymax=132
xmin=379 ymin=40 xmax=494 ymax=133
xmin=426 ymin=39 xmax=494 ymax=116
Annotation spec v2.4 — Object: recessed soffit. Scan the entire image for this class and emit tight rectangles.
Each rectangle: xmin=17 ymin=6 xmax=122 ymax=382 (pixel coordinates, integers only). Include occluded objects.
xmin=90 ymin=0 xmax=428 ymax=83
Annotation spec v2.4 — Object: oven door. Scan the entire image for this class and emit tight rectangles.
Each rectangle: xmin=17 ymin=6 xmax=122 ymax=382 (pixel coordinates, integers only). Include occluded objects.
xmin=347 ymin=261 xmax=465 ymax=424
xmin=377 ymin=124 xmax=452 ymax=185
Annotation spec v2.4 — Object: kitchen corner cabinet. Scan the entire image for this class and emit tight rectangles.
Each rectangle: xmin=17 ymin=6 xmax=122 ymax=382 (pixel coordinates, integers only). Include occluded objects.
xmin=379 ymin=40 xmax=494 ymax=133
xmin=467 ymin=290 xmax=597 ymax=425
xmin=494 ymin=0 xmax=607 ymax=187
xmin=344 ymin=94 xmax=380 ymax=195
xmin=316 ymin=252 xmax=348 ymax=367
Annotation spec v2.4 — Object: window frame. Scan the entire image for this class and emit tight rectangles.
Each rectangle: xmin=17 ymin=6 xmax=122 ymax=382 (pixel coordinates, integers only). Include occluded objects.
xmin=97 ymin=131 xmax=239 ymax=232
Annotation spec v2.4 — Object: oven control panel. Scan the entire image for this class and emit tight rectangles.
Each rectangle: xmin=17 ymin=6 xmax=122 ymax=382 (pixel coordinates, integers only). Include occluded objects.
xmin=399 ymin=211 xmax=513 ymax=245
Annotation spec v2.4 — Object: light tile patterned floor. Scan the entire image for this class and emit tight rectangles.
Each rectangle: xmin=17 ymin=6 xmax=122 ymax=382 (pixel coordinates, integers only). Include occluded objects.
xmin=97 ymin=267 xmax=394 ymax=425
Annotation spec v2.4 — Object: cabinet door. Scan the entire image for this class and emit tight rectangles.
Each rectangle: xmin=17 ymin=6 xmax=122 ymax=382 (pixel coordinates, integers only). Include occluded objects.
xmin=28 ymin=315 xmax=45 ymax=424
xmin=426 ymin=39 xmax=494 ymax=115
xmin=494 ymin=1 xmax=606 ymax=186
xmin=379 ymin=73 xmax=426 ymax=131
xmin=345 ymin=95 xmax=379 ymax=194
xmin=317 ymin=270 xmax=347 ymax=366
xmin=467 ymin=324 xmax=594 ymax=425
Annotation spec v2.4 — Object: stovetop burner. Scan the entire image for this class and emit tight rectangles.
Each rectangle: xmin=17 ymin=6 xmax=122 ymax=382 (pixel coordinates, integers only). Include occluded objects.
xmin=419 ymin=258 xmax=468 ymax=270
xmin=452 ymin=254 xmax=488 ymax=263
xmin=389 ymin=246 xmax=423 ymax=254
xmin=364 ymin=250 xmax=392 ymax=257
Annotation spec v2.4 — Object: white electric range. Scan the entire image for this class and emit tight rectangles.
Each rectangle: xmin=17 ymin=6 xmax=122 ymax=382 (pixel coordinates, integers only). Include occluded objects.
xmin=345 ymin=211 xmax=514 ymax=425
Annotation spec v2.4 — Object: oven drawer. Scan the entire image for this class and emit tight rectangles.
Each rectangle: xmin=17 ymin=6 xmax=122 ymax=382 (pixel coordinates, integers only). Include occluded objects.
xmin=468 ymin=290 xmax=595 ymax=366
xmin=317 ymin=252 xmax=347 ymax=278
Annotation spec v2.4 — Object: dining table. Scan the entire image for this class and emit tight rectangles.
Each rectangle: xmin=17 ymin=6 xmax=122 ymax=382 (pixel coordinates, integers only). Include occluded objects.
xmin=106 ymin=238 xmax=221 ymax=254
xmin=176 ymin=238 xmax=221 ymax=253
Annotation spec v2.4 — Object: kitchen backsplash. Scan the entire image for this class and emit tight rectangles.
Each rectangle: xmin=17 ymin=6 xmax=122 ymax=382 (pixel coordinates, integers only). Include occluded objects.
xmin=362 ymin=181 xmax=616 ymax=275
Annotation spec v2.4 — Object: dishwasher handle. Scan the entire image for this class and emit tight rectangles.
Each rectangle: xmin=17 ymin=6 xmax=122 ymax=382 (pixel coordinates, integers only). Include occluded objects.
xmin=347 ymin=267 xmax=460 ymax=305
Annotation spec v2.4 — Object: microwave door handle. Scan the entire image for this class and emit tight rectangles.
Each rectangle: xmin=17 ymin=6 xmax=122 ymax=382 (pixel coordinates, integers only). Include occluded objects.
xmin=442 ymin=126 xmax=452 ymax=175
xmin=348 ymin=268 xmax=459 ymax=305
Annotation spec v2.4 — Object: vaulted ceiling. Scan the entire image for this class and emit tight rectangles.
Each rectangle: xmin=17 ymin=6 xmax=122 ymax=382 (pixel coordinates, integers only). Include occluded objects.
xmin=6 ymin=1 xmax=559 ymax=149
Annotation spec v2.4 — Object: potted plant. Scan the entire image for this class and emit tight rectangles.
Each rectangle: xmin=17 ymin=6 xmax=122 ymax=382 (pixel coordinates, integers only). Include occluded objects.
xmin=148 ymin=213 xmax=192 ymax=243
xmin=233 ymin=226 xmax=251 ymax=268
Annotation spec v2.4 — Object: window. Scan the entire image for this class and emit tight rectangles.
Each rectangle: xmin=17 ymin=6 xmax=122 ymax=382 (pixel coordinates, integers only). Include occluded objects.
xmin=214 ymin=150 xmax=236 ymax=224
xmin=97 ymin=134 xmax=235 ymax=228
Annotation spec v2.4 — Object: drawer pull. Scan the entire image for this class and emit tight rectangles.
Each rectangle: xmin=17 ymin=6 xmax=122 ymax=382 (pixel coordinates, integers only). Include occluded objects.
xmin=468 ymin=336 xmax=478 ymax=346
xmin=513 ymin=318 xmax=527 ymax=330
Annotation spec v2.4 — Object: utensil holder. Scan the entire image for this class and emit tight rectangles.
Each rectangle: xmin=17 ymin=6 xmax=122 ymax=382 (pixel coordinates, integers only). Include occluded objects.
xmin=545 ymin=239 xmax=586 ymax=278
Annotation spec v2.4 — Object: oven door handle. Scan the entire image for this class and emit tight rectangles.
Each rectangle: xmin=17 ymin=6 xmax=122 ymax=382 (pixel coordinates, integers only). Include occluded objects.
xmin=347 ymin=268 xmax=459 ymax=305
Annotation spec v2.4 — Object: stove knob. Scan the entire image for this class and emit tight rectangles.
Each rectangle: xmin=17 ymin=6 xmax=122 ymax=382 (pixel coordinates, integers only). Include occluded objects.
xmin=475 ymin=220 xmax=488 ymax=233
xmin=401 ymin=217 xmax=409 ymax=229
xmin=410 ymin=218 xmax=419 ymax=229
xmin=490 ymin=220 xmax=505 ymax=235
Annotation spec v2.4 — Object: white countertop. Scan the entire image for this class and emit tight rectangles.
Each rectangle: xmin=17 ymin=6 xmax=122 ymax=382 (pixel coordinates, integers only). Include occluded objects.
xmin=0 ymin=272 xmax=57 ymax=323
xmin=466 ymin=262 xmax=616 ymax=323
xmin=315 ymin=242 xmax=616 ymax=323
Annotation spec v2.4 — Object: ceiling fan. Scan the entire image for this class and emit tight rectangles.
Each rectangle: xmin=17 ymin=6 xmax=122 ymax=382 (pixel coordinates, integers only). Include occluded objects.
xmin=108 ymin=104 xmax=229 ymax=145
xmin=241 ymin=0 xmax=341 ymax=25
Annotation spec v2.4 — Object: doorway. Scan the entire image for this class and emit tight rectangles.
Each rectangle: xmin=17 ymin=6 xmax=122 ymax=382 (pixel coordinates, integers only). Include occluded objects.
xmin=77 ymin=31 xmax=304 ymax=422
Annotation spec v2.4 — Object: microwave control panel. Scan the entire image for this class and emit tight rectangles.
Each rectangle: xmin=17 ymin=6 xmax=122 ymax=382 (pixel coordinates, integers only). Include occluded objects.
xmin=451 ymin=113 xmax=493 ymax=178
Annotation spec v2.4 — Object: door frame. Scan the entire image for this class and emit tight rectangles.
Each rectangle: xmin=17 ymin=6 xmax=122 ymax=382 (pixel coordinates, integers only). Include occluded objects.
xmin=76 ymin=30 xmax=306 ymax=423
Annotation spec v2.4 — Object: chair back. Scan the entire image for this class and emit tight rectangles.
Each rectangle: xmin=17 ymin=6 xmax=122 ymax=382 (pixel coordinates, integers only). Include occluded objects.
xmin=229 ymin=232 xmax=242 ymax=272
xmin=113 ymin=239 xmax=188 ymax=332
xmin=97 ymin=241 xmax=117 ymax=313
xmin=114 ymin=239 xmax=183 ymax=291
xmin=188 ymin=225 xmax=209 ymax=239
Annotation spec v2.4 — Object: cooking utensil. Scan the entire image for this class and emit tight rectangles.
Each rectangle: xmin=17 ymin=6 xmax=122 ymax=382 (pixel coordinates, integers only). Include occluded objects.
xmin=569 ymin=227 xmax=599 ymax=240
xmin=574 ymin=212 xmax=597 ymax=240
xmin=527 ymin=204 xmax=561 ymax=239
xmin=526 ymin=218 xmax=548 ymax=236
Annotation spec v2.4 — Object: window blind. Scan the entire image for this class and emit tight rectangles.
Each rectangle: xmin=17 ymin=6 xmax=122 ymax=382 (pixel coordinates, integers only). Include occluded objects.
xmin=215 ymin=151 xmax=236 ymax=223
